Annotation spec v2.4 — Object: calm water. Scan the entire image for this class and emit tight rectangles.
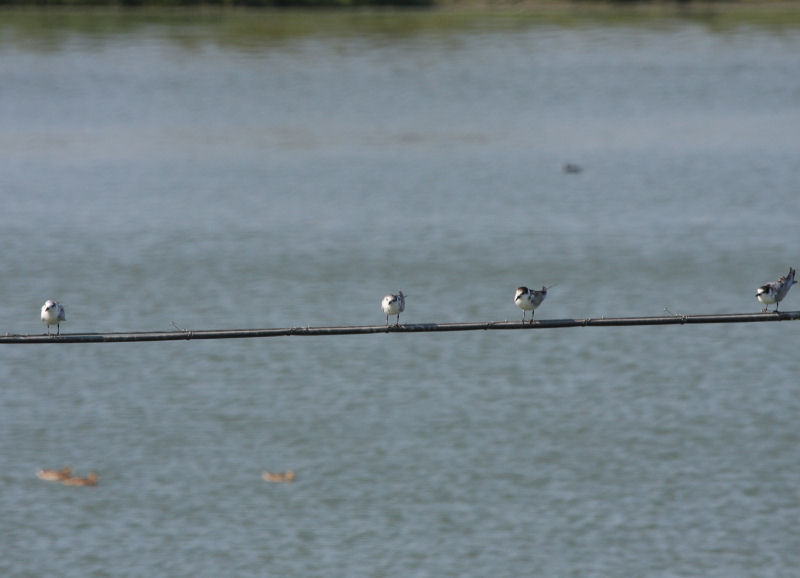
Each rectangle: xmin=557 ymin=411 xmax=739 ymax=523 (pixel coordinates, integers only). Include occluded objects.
xmin=1 ymin=10 xmax=799 ymax=577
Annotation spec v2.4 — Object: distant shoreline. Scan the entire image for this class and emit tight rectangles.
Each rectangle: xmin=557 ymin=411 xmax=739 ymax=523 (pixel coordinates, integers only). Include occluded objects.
xmin=2 ymin=0 xmax=800 ymax=8
xmin=3 ymin=0 xmax=800 ymax=34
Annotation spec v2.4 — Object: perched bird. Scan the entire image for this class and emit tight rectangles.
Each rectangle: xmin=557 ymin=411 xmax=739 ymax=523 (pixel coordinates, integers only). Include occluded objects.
xmin=61 ymin=472 xmax=98 ymax=487
xmin=381 ymin=291 xmax=405 ymax=326
xmin=41 ymin=300 xmax=66 ymax=336
xmin=514 ymin=286 xmax=548 ymax=324
xmin=756 ymin=267 xmax=797 ymax=312
xmin=262 ymin=470 xmax=295 ymax=483
xmin=37 ymin=467 xmax=72 ymax=482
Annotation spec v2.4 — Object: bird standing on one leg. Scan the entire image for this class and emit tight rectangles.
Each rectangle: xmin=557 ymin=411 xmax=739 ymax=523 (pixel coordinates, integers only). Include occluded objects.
xmin=381 ymin=291 xmax=405 ymax=326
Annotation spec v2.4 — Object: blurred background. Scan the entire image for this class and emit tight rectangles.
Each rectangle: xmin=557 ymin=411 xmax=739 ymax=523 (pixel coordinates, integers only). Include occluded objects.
xmin=1 ymin=7 xmax=799 ymax=576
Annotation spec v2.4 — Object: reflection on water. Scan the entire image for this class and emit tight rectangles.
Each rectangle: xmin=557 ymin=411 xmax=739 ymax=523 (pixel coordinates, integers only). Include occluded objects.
xmin=1 ymin=9 xmax=799 ymax=577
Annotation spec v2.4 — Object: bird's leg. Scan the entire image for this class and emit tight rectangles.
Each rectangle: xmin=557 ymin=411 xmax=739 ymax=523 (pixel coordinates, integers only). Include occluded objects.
xmin=529 ymin=311 xmax=535 ymax=325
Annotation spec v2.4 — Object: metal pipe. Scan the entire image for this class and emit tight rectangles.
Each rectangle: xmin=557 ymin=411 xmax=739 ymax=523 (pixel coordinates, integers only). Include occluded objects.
xmin=2 ymin=310 xmax=798 ymax=344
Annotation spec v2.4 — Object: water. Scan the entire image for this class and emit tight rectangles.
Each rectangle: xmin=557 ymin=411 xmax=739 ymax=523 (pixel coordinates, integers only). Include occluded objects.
xmin=1 ymin=10 xmax=799 ymax=577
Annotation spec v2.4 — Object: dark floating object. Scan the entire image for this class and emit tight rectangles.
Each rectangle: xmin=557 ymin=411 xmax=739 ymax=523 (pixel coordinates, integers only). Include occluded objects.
xmin=562 ymin=163 xmax=582 ymax=174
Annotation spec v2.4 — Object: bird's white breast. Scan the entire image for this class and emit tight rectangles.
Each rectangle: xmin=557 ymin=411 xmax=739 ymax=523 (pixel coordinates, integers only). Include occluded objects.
xmin=382 ymin=296 xmax=400 ymax=315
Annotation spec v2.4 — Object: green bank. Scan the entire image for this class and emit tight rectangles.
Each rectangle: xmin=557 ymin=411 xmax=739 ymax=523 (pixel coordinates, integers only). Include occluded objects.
xmin=2 ymin=2 xmax=800 ymax=50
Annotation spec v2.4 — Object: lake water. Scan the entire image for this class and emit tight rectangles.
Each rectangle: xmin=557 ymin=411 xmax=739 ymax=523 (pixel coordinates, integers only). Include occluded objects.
xmin=1 ymin=9 xmax=799 ymax=577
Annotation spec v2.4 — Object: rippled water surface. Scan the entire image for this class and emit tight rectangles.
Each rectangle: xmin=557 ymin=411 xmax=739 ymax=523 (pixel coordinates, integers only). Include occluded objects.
xmin=1 ymin=10 xmax=799 ymax=577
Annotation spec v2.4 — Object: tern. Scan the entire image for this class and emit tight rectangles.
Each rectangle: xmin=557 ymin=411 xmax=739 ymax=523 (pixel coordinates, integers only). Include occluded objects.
xmin=381 ymin=291 xmax=405 ymax=326
xmin=41 ymin=300 xmax=66 ymax=336
xmin=756 ymin=267 xmax=796 ymax=312
xmin=514 ymin=286 xmax=549 ymax=324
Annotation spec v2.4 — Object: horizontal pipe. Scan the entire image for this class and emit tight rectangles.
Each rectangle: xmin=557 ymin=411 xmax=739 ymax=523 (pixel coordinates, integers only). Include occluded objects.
xmin=2 ymin=310 xmax=798 ymax=344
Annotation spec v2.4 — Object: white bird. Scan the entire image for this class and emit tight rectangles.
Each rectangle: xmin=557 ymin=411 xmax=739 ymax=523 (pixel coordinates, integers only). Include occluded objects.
xmin=41 ymin=300 xmax=66 ymax=336
xmin=514 ymin=286 xmax=548 ymax=324
xmin=756 ymin=267 xmax=796 ymax=312
xmin=381 ymin=291 xmax=405 ymax=326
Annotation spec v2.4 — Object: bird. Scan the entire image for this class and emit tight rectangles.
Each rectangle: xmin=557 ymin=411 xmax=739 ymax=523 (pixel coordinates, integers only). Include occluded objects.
xmin=756 ymin=267 xmax=796 ymax=312
xmin=381 ymin=291 xmax=405 ymax=326
xmin=514 ymin=286 xmax=549 ymax=324
xmin=262 ymin=470 xmax=295 ymax=483
xmin=41 ymin=300 xmax=66 ymax=336
xmin=37 ymin=467 xmax=72 ymax=482
xmin=61 ymin=472 xmax=98 ymax=487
